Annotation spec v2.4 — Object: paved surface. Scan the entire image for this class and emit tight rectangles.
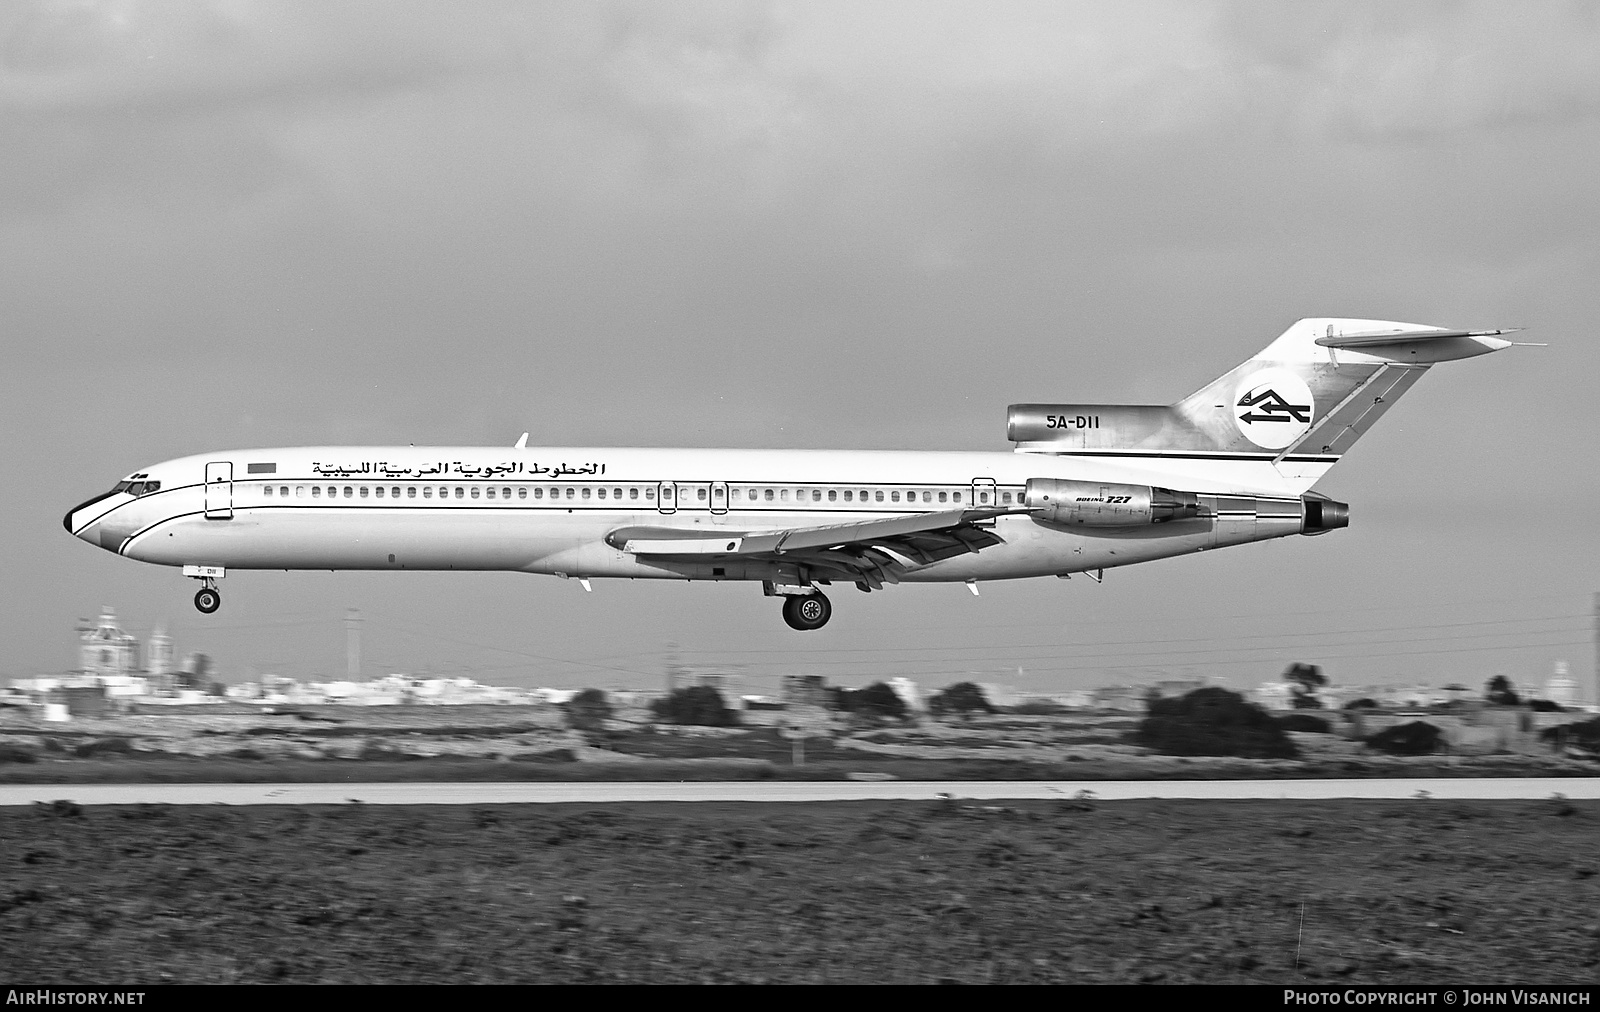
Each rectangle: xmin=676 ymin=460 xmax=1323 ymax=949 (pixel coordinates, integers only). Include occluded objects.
xmin=1 ymin=777 xmax=1595 ymax=806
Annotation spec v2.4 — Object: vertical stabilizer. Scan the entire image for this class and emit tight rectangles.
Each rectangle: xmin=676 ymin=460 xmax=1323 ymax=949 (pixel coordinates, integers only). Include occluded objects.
xmin=1008 ymin=318 xmax=1515 ymax=493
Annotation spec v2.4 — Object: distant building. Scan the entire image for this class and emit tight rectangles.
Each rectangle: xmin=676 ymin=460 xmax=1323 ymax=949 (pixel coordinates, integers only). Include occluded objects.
xmin=1546 ymin=661 xmax=1578 ymax=708
xmin=781 ymin=674 xmax=828 ymax=708
xmin=887 ymin=677 xmax=923 ymax=712
xmin=1252 ymin=682 xmax=1295 ymax=711
xmin=78 ymin=607 xmax=140 ymax=678
xmin=1089 ymin=685 xmax=1147 ymax=711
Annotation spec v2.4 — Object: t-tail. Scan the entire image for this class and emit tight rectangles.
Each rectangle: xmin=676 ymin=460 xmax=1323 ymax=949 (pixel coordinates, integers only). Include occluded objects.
xmin=1008 ymin=317 xmax=1518 ymax=495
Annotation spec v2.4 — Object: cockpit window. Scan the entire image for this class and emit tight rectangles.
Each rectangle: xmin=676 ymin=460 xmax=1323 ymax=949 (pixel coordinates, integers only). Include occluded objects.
xmin=125 ymin=482 xmax=146 ymax=496
xmin=113 ymin=481 xmax=131 ymax=494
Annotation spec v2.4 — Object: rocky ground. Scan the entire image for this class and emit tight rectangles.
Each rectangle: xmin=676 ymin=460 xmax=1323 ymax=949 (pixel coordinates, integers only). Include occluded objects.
xmin=3 ymin=796 xmax=1597 ymax=984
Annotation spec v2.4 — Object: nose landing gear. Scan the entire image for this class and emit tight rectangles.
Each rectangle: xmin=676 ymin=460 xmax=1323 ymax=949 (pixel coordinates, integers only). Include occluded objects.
xmin=781 ymin=592 xmax=832 ymax=631
xmin=182 ymin=565 xmax=225 ymax=615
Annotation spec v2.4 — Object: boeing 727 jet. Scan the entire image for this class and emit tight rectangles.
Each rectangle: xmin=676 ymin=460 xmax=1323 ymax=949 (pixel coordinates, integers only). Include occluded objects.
xmin=64 ymin=318 xmax=1516 ymax=630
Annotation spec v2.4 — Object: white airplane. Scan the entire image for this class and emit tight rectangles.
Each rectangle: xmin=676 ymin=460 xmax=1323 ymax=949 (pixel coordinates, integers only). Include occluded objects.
xmin=65 ymin=318 xmax=1518 ymax=631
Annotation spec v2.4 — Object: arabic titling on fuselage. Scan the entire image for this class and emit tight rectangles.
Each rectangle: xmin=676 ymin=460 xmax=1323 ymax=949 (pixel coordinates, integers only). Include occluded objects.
xmin=63 ymin=318 xmax=1520 ymax=630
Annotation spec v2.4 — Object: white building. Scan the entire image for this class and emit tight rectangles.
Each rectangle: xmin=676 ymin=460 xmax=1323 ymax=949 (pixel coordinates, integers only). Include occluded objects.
xmin=78 ymin=607 xmax=140 ymax=678
xmin=1546 ymin=661 xmax=1578 ymax=707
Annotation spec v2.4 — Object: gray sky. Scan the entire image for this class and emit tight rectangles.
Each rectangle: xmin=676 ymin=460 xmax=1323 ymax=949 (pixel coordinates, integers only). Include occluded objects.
xmin=5 ymin=1 xmax=1597 ymax=699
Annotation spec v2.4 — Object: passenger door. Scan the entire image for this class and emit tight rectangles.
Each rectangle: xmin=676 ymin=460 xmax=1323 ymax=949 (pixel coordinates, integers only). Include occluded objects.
xmin=204 ymin=462 xmax=233 ymax=520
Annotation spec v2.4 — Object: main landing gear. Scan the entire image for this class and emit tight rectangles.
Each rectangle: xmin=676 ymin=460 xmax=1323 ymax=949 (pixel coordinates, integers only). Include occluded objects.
xmin=183 ymin=565 xmax=225 ymax=615
xmin=781 ymin=592 xmax=832 ymax=631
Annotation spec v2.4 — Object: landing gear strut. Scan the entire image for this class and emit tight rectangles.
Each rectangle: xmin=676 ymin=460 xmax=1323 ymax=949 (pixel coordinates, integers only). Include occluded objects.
xmin=781 ymin=592 xmax=832 ymax=631
xmin=183 ymin=565 xmax=225 ymax=615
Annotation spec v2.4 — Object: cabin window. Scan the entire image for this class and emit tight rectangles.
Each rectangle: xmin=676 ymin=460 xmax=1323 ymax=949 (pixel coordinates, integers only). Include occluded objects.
xmin=312 ymin=487 xmax=321 ymax=498
xmin=581 ymin=487 xmax=591 ymax=499
xmin=841 ymin=490 xmax=851 ymax=501
xmin=920 ymin=491 xmax=930 ymax=503
xmin=645 ymin=488 xmax=655 ymax=500
xmin=891 ymin=491 xmax=900 ymax=502
xmin=343 ymin=487 xmax=353 ymax=498
xmin=938 ymin=491 xmax=947 ymax=503
xmin=533 ymin=487 xmax=543 ymax=498
xmin=697 ymin=488 xmax=707 ymax=501
xmin=407 ymin=487 xmax=416 ymax=498
xmin=263 ymin=486 xmax=273 ymax=497
xmin=566 ymin=488 xmax=575 ymax=499
xmin=296 ymin=487 xmax=305 ymax=497
xmin=614 ymin=488 xmax=623 ymax=499
xmin=779 ymin=489 xmax=789 ymax=502
xmin=713 ymin=487 xmax=724 ymax=498
xmin=828 ymin=490 xmax=837 ymax=501
xmin=1002 ymin=492 xmax=1012 ymax=504
xmin=954 ymin=491 xmax=962 ymax=502
xmin=812 ymin=490 xmax=822 ymax=502
xmin=471 ymin=487 xmax=481 ymax=499
xmin=422 ymin=487 xmax=432 ymax=498
xmin=596 ymin=487 xmax=606 ymax=499
xmin=503 ymin=487 xmax=512 ymax=498
xmin=455 ymin=488 xmax=464 ymax=499
xmin=374 ymin=487 xmax=383 ymax=498
xmin=630 ymin=488 xmax=639 ymax=500
xmin=517 ymin=487 xmax=526 ymax=499
xmin=486 ymin=487 xmax=496 ymax=499
xmin=359 ymin=487 xmax=368 ymax=498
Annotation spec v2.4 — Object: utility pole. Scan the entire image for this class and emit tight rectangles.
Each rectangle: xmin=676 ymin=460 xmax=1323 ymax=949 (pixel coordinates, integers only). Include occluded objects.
xmin=347 ymin=608 xmax=361 ymax=681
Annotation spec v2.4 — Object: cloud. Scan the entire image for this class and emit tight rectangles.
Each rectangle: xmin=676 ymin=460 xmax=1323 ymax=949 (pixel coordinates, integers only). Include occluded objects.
xmin=0 ymin=0 xmax=512 ymax=115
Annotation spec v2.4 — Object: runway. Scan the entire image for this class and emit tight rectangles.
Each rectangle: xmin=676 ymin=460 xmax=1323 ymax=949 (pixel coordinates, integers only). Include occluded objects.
xmin=0 ymin=777 xmax=1595 ymax=806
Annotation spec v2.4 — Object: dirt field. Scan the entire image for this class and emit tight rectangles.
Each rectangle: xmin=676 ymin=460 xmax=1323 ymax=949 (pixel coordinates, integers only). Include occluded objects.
xmin=4 ymin=797 xmax=1597 ymax=984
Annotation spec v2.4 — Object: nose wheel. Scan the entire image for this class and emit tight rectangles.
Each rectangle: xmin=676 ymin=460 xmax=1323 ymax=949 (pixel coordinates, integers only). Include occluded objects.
xmin=781 ymin=592 xmax=831 ymax=631
xmin=182 ymin=566 xmax=225 ymax=614
xmin=193 ymin=587 xmax=221 ymax=614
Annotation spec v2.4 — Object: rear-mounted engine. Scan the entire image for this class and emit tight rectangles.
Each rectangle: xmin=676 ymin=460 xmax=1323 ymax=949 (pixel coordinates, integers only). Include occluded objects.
xmin=1024 ymin=478 xmax=1201 ymax=526
xmin=1301 ymin=494 xmax=1350 ymax=535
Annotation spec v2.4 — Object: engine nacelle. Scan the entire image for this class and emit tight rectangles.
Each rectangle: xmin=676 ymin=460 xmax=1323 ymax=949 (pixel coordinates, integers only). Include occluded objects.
xmin=1301 ymin=494 xmax=1350 ymax=535
xmin=1024 ymin=478 xmax=1201 ymax=526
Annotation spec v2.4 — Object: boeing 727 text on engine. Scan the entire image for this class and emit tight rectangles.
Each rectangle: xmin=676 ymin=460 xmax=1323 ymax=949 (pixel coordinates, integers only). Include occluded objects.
xmin=63 ymin=318 xmax=1519 ymax=630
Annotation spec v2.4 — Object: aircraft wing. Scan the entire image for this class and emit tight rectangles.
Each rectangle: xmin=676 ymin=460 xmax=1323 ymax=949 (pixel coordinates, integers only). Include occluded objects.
xmin=605 ymin=508 xmax=1019 ymax=590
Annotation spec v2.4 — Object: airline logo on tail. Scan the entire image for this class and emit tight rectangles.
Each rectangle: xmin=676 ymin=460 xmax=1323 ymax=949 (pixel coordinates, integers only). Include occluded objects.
xmin=1233 ymin=368 xmax=1314 ymax=449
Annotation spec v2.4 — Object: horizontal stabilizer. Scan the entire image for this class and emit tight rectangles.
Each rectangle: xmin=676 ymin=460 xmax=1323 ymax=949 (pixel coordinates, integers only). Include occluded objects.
xmin=1315 ymin=327 xmax=1521 ymax=349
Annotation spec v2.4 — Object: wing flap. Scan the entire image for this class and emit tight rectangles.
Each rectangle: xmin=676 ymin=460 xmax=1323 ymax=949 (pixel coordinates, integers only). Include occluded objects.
xmin=607 ymin=508 xmax=1018 ymax=585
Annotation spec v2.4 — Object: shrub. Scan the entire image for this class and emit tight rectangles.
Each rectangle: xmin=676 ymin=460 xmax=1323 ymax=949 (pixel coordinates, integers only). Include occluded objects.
xmin=928 ymin=682 xmax=997 ymax=717
xmin=652 ymin=686 xmax=740 ymax=727
xmin=1131 ymin=687 xmax=1299 ymax=759
xmin=1277 ymin=713 xmax=1332 ymax=733
xmin=0 ymin=743 xmax=38 ymax=764
xmin=73 ymin=737 xmax=135 ymax=759
xmin=1366 ymin=721 xmax=1443 ymax=756
xmin=564 ymin=688 xmax=614 ymax=731
xmin=1542 ymin=718 xmax=1600 ymax=757
xmin=1485 ymin=676 xmax=1521 ymax=706
xmin=831 ymin=682 xmax=908 ymax=721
